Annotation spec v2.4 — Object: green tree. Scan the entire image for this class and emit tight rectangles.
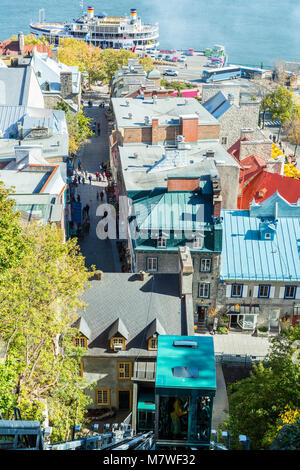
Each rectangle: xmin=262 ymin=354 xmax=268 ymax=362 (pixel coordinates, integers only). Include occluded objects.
xmin=284 ymin=109 xmax=300 ymax=156
xmin=55 ymin=103 xmax=93 ymax=156
xmin=0 ymin=202 xmax=95 ymax=440
xmin=227 ymin=325 xmax=300 ymax=449
xmin=267 ymin=86 xmax=295 ymax=141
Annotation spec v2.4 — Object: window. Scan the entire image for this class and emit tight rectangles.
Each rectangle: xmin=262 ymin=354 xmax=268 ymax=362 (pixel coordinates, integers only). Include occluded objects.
xmin=148 ymin=337 xmax=158 ymax=350
xmin=110 ymin=337 xmax=125 ymax=350
xmin=95 ymin=388 xmax=110 ymax=406
xmin=193 ymin=237 xmax=203 ymax=248
xmin=285 ymin=285 xmax=296 ymax=299
xmin=198 ymin=283 xmax=210 ymax=298
xmin=221 ymin=137 xmax=228 ymax=145
xmin=147 ymin=257 xmax=158 ymax=272
xmin=73 ymin=336 xmax=87 ymax=348
xmin=118 ymin=362 xmax=132 ymax=379
xmin=265 ymin=233 xmax=271 ymax=239
xmin=231 ymin=284 xmax=243 ymax=298
xmin=157 ymin=237 xmax=166 ymax=248
xmin=258 ymin=285 xmax=270 ymax=298
xmin=200 ymin=258 xmax=211 ymax=272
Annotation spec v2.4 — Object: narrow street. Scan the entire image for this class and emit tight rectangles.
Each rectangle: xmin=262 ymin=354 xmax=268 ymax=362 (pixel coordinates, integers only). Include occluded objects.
xmin=73 ymin=92 xmax=121 ymax=273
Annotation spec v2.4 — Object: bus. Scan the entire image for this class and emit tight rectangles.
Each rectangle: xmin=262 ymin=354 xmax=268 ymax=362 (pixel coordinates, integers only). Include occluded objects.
xmin=202 ymin=66 xmax=241 ymax=82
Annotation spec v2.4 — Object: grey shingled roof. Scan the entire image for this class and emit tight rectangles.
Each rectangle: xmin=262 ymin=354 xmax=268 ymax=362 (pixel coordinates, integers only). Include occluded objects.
xmin=108 ymin=318 xmax=129 ymax=340
xmin=146 ymin=318 xmax=166 ymax=340
xmin=79 ymin=273 xmax=185 ymax=357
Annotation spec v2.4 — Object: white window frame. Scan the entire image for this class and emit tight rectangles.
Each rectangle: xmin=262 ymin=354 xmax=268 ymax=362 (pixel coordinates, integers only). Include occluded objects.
xmin=147 ymin=257 xmax=158 ymax=272
xmin=157 ymin=237 xmax=166 ymax=248
xmin=198 ymin=282 xmax=210 ymax=298
xmin=200 ymin=258 xmax=211 ymax=272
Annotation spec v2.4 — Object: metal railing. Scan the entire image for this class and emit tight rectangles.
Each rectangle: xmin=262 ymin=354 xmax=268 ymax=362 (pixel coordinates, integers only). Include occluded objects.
xmin=215 ymin=352 xmax=266 ymax=366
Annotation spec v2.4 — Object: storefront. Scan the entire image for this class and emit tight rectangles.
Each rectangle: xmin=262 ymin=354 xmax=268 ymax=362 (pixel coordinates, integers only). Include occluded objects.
xmin=227 ymin=305 xmax=259 ymax=330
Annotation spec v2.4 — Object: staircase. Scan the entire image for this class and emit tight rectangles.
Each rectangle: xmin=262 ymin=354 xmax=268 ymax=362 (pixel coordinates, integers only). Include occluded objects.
xmin=196 ymin=320 xmax=208 ymax=334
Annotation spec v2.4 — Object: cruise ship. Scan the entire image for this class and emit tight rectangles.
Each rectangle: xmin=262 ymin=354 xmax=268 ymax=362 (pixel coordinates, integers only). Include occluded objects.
xmin=30 ymin=7 xmax=159 ymax=50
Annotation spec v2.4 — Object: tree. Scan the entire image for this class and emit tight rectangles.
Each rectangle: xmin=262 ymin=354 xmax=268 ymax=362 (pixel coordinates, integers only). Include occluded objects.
xmin=139 ymin=55 xmax=154 ymax=72
xmin=284 ymin=109 xmax=300 ymax=156
xmin=0 ymin=194 xmax=95 ymax=440
xmin=58 ymin=38 xmax=105 ymax=88
xmin=227 ymin=325 xmax=300 ymax=449
xmin=267 ymin=86 xmax=295 ymax=141
xmin=0 ymin=182 xmax=28 ymax=274
xmin=55 ymin=102 xmax=93 ymax=155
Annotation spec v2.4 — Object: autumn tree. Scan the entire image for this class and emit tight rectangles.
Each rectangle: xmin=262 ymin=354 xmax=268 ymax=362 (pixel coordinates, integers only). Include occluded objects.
xmin=284 ymin=108 xmax=300 ymax=156
xmin=267 ymin=86 xmax=295 ymax=141
xmin=227 ymin=325 xmax=300 ymax=449
xmin=0 ymin=187 xmax=95 ymax=441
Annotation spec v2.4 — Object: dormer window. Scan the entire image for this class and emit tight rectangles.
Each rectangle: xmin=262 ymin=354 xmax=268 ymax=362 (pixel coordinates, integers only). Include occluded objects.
xmin=108 ymin=318 xmax=129 ymax=352
xmin=73 ymin=335 xmax=88 ymax=348
xmin=110 ymin=337 xmax=126 ymax=351
xmin=148 ymin=336 xmax=158 ymax=350
xmin=157 ymin=237 xmax=166 ymax=248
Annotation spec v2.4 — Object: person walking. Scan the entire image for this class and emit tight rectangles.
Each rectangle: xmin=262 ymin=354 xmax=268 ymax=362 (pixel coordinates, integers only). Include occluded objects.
xmin=95 ymin=171 xmax=99 ymax=181
xmin=85 ymin=204 xmax=90 ymax=216
xmin=96 ymin=191 xmax=99 ymax=201
xmin=78 ymin=175 xmax=81 ymax=184
xmin=100 ymin=190 xmax=104 ymax=202
xmin=82 ymin=176 xmax=85 ymax=184
xmin=88 ymin=175 xmax=92 ymax=185
xmin=78 ymin=159 xmax=82 ymax=171
xmin=84 ymin=170 xmax=88 ymax=179
xmin=97 ymin=121 xmax=101 ymax=136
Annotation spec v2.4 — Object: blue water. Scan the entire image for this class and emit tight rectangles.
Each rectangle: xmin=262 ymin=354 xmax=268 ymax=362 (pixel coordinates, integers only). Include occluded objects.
xmin=0 ymin=0 xmax=299 ymax=66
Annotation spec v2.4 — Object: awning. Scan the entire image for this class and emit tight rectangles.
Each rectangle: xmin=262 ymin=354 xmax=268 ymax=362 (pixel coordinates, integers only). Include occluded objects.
xmin=137 ymin=391 xmax=155 ymax=411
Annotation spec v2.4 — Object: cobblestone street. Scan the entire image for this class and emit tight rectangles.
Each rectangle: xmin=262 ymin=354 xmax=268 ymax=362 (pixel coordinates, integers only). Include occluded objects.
xmin=73 ymin=96 xmax=121 ymax=273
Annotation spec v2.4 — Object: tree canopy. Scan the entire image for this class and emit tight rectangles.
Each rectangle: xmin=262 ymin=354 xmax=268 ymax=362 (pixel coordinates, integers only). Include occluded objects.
xmin=0 ymin=185 xmax=94 ymax=441
xmin=227 ymin=325 xmax=300 ymax=449
xmin=55 ymin=102 xmax=93 ymax=155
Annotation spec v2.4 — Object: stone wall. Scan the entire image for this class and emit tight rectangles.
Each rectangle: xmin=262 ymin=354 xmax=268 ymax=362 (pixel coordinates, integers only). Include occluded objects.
xmin=202 ymin=83 xmax=241 ymax=106
xmin=219 ymin=102 xmax=260 ymax=149
xmin=216 ymin=164 xmax=240 ymax=209
xmin=239 ymin=140 xmax=273 ymax=160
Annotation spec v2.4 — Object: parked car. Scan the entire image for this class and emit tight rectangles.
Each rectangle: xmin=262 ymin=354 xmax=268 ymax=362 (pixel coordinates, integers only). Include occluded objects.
xmin=163 ymin=69 xmax=179 ymax=76
xmin=157 ymin=54 xmax=163 ymax=60
xmin=165 ymin=55 xmax=171 ymax=61
xmin=171 ymin=56 xmax=179 ymax=62
xmin=178 ymin=56 xmax=187 ymax=62
xmin=150 ymin=54 xmax=156 ymax=60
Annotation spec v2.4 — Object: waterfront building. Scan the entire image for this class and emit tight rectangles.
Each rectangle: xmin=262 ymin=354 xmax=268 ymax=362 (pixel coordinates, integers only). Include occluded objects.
xmin=0 ymin=105 xmax=69 ymax=162
xmin=30 ymin=8 xmax=159 ymax=50
xmin=73 ymin=265 xmax=194 ymax=431
xmin=219 ymin=192 xmax=300 ymax=332
xmin=202 ymin=90 xmax=260 ymax=149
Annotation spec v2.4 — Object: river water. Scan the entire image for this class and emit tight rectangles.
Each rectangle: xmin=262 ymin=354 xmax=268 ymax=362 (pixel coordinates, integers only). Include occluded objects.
xmin=0 ymin=0 xmax=299 ymax=66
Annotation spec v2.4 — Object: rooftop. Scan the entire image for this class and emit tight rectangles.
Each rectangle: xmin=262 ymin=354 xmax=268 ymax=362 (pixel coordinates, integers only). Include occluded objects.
xmin=78 ymin=274 xmax=187 ymax=357
xmin=119 ymin=140 xmax=239 ymax=192
xmin=221 ymin=193 xmax=300 ymax=282
xmin=112 ymin=97 xmax=218 ymax=128
xmin=155 ymin=335 xmax=216 ymax=391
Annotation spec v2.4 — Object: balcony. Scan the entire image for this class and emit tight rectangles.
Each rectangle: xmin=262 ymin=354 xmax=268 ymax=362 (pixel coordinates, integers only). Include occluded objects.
xmin=133 ymin=361 xmax=156 ymax=381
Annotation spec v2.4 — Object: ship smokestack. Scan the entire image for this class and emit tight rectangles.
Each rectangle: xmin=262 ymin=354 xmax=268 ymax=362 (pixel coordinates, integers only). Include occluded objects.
xmin=87 ymin=6 xmax=94 ymax=19
xmin=130 ymin=9 xmax=137 ymax=23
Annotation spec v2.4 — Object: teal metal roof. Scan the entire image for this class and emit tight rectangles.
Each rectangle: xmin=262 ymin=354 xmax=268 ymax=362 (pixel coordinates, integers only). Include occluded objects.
xmin=155 ymin=335 xmax=216 ymax=392
xmin=221 ymin=205 xmax=300 ymax=281
xmin=134 ymin=192 xmax=213 ymax=232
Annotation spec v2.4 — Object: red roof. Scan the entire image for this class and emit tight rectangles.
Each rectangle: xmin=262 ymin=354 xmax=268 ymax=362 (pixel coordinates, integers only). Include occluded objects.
xmin=239 ymin=154 xmax=266 ymax=184
xmin=227 ymin=137 xmax=249 ymax=161
xmin=238 ymin=170 xmax=300 ymax=209
xmin=0 ymin=40 xmax=51 ymax=57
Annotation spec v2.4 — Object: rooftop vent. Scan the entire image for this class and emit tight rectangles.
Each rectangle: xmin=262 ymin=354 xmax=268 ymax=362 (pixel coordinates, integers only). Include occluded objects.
xmin=172 ymin=366 xmax=199 ymax=378
xmin=173 ymin=340 xmax=198 ymax=348
xmin=206 ymin=149 xmax=215 ymax=158
xmin=144 ymin=115 xmax=150 ymax=125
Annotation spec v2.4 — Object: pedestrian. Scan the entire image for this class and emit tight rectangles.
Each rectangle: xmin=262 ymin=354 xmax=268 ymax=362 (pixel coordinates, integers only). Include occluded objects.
xmin=102 ymin=171 xmax=106 ymax=182
xmin=96 ymin=191 xmax=99 ymax=201
xmin=78 ymin=159 xmax=81 ymax=171
xmin=95 ymin=171 xmax=99 ymax=180
xmin=85 ymin=204 xmax=90 ymax=215
xmin=86 ymin=217 xmax=90 ymax=233
xmin=185 ymin=63 xmax=187 ymax=69
xmin=88 ymin=175 xmax=92 ymax=184
xmin=82 ymin=176 xmax=85 ymax=184
xmin=85 ymin=170 xmax=88 ymax=178
xmin=99 ymin=163 xmax=103 ymax=171
xmin=100 ymin=190 xmax=104 ymax=202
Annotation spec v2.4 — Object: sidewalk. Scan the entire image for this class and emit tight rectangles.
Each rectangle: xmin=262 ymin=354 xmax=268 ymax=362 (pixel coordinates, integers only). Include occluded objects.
xmin=74 ymin=102 xmax=121 ymax=273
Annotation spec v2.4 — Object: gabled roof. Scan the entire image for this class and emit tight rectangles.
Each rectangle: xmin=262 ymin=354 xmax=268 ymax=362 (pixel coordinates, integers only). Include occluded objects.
xmin=227 ymin=137 xmax=249 ymax=161
xmin=202 ymin=91 xmax=233 ymax=119
xmin=146 ymin=318 xmax=166 ymax=340
xmin=108 ymin=318 xmax=129 ymax=340
xmin=238 ymin=170 xmax=300 ymax=210
xmin=239 ymin=154 xmax=266 ymax=184
xmin=73 ymin=316 xmax=91 ymax=340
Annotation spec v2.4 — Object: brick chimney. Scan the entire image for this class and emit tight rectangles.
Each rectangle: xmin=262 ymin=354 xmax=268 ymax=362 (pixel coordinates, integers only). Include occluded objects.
xmin=167 ymin=176 xmax=200 ymax=192
xmin=211 ymin=172 xmax=222 ymax=219
xmin=180 ymin=114 xmax=198 ymax=142
xmin=60 ymin=71 xmax=73 ymax=99
xmin=240 ymin=128 xmax=254 ymax=140
xmin=152 ymin=118 xmax=159 ymax=144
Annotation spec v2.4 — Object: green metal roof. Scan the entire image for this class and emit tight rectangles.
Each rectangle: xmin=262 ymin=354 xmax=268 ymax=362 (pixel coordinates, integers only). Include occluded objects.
xmin=155 ymin=335 xmax=216 ymax=392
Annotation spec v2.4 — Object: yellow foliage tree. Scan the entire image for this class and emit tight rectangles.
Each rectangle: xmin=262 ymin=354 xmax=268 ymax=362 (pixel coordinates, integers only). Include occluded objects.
xmin=277 ymin=406 xmax=300 ymax=431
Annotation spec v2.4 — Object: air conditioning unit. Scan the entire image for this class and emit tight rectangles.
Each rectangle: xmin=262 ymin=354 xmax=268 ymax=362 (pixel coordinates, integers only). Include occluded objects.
xmin=114 ymin=345 xmax=123 ymax=352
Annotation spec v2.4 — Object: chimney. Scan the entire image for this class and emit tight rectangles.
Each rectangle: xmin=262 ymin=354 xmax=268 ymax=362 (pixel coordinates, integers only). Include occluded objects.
xmin=211 ymin=172 xmax=222 ymax=219
xmin=97 ymin=270 xmax=103 ymax=281
xmin=180 ymin=115 xmax=198 ymax=142
xmin=152 ymin=118 xmax=159 ymax=144
xmin=60 ymin=71 xmax=73 ymax=99
xmin=18 ymin=32 xmax=24 ymax=54
xmin=240 ymin=128 xmax=254 ymax=141
xmin=178 ymin=246 xmax=193 ymax=293
xmin=17 ymin=121 xmax=23 ymax=140
xmin=206 ymin=149 xmax=215 ymax=158
xmin=139 ymin=270 xmax=145 ymax=281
